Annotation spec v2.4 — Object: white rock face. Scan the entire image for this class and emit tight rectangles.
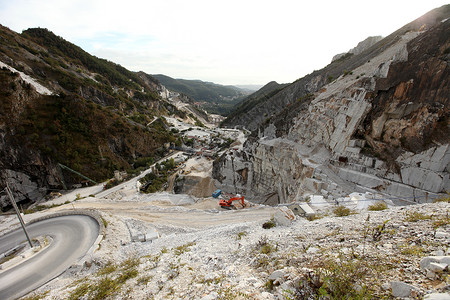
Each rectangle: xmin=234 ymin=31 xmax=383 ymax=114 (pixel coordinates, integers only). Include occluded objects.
xmin=214 ymin=29 xmax=448 ymax=203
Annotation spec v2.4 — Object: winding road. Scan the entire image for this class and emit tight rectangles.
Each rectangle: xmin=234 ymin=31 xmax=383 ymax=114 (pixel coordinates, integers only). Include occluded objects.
xmin=0 ymin=215 xmax=100 ymax=300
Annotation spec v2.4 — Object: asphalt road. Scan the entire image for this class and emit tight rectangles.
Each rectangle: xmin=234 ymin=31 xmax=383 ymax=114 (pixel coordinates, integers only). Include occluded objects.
xmin=0 ymin=215 xmax=100 ymax=300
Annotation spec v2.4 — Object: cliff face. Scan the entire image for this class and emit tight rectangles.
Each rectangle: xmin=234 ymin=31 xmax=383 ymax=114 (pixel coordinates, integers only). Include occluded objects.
xmin=213 ymin=9 xmax=449 ymax=204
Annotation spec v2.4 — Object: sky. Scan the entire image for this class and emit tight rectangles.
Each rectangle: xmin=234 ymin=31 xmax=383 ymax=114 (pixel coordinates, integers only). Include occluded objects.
xmin=0 ymin=0 xmax=448 ymax=85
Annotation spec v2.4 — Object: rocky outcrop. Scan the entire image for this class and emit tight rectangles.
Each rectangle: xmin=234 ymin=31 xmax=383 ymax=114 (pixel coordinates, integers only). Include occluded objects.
xmin=214 ymin=10 xmax=450 ymax=203
xmin=214 ymin=139 xmax=312 ymax=204
xmin=332 ymin=36 xmax=383 ymax=62
xmin=173 ymin=175 xmax=216 ymax=198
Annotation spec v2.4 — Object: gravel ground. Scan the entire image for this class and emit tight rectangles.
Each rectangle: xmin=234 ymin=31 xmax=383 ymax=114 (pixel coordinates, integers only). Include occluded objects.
xmin=6 ymin=190 xmax=447 ymax=300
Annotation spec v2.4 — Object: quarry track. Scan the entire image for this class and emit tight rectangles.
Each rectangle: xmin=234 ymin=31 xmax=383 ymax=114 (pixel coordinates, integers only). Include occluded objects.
xmin=0 ymin=214 xmax=100 ymax=300
xmin=66 ymin=199 xmax=278 ymax=230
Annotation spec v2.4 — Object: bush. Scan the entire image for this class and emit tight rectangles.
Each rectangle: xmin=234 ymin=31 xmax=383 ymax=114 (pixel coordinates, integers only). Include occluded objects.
xmin=262 ymin=218 xmax=276 ymax=229
xmin=255 ymin=236 xmax=277 ymax=254
xmin=433 ymin=192 xmax=450 ymax=203
xmin=316 ymin=256 xmax=373 ymax=298
xmin=368 ymin=202 xmax=387 ymax=211
xmin=404 ymin=211 xmax=431 ymax=222
xmin=333 ymin=206 xmax=352 ymax=217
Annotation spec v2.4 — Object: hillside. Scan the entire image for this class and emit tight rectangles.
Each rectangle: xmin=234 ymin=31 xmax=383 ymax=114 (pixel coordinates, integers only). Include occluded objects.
xmin=221 ymin=5 xmax=450 ymax=131
xmin=221 ymin=81 xmax=288 ymax=128
xmin=213 ymin=6 xmax=449 ymax=204
xmin=0 ymin=26 xmax=197 ymax=209
xmin=153 ymin=74 xmax=250 ymax=115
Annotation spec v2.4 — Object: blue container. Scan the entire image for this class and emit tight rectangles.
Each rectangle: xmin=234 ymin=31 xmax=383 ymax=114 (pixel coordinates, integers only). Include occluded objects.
xmin=212 ymin=189 xmax=222 ymax=198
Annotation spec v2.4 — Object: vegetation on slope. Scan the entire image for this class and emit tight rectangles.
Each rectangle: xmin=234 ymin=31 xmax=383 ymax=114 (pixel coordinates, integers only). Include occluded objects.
xmin=0 ymin=25 xmax=183 ymax=195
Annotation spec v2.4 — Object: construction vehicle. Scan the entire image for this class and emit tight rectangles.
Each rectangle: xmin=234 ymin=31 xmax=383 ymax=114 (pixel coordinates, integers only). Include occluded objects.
xmin=212 ymin=189 xmax=222 ymax=198
xmin=219 ymin=194 xmax=246 ymax=210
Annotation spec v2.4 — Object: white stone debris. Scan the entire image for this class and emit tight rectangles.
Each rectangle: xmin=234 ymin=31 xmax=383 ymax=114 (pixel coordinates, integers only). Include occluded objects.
xmin=0 ymin=61 xmax=53 ymax=95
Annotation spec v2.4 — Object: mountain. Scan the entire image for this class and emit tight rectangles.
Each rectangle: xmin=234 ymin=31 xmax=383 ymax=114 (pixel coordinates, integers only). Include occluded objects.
xmin=220 ymin=5 xmax=450 ymax=132
xmin=332 ymin=35 xmax=383 ymax=62
xmin=221 ymin=81 xmax=288 ymax=128
xmin=213 ymin=5 xmax=449 ymax=204
xmin=152 ymin=74 xmax=250 ymax=115
xmin=0 ymin=26 xmax=201 ymax=209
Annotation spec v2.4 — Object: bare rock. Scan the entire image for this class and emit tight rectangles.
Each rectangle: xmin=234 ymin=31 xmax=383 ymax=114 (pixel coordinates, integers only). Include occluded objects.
xmin=269 ymin=269 xmax=285 ymax=281
xmin=429 ymin=262 xmax=448 ymax=273
xmin=390 ymin=281 xmax=419 ymax=298
xmin=420 ymin=256 xmax=450 ymax=271
xmin=424 ymin=293 xmax=450 ymax=300
xmin=274 ymin=207 xmax=296 ymax=226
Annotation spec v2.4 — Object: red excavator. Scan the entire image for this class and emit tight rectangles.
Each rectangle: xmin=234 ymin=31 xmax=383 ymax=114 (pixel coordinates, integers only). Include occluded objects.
xmin=219 ymin=194 xmax=246 ymax=209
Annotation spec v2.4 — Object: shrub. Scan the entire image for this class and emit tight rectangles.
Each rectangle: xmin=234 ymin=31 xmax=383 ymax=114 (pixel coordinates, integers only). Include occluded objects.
xmin=307 ymin=214 xmax=323 ymax=221
xmin=433 ymin=192 xmax=450 ymax=203
xmin=316 ymin=257 xmax=373 ymax=298
xmin=368 ymin=202 xmax=387 ymax=211
xmin=236 ymin=231 xmax=248 ymax=240
xmin=174 ymin=242 xmax=195 ymax=256
xmin=97 ymin=261 xmax=117 ymax=276
xmin=137 ymin=275 xmax=153 ymax=285
xmin=262 ymin=218 xmax=276 ymax=229
xmin=400 ymin=244 xmax=424 ymax=256
xmin=293 ymin=254 xmax=377 ymax=299
xmin=333 ymin=206 xmax=352 ymax=217
xmin=255 ymin=236 xmax=277 ymax=254
xmin=432 ymin=213 xmax=450 ymax=229
xmin=69 ymin=256 xmax=141 ymax=299
xmin=404 ymin=211 xmax=432 ymax=222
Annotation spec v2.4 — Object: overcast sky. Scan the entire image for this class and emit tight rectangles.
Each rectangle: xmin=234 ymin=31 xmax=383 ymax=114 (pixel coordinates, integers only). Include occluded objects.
xmin=0 ymin=0 xmax=448 ymax=85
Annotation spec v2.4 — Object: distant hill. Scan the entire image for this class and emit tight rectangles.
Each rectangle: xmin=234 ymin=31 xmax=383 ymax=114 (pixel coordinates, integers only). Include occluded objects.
xmin=153 ymin=74 xmax=250 ymax=115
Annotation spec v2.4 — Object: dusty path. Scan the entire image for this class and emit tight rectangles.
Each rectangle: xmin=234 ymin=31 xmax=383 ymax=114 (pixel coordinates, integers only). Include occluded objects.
xmin=51 ymin=199 xmax=277 ymax=229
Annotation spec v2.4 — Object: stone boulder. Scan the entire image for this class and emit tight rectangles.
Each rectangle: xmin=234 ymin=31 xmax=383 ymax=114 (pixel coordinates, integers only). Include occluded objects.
xmin=274 ymin=206 xmax=296 ymax=226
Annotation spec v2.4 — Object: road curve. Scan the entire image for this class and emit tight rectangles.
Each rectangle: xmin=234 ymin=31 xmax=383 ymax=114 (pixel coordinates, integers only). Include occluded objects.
xmin=0 ymin=215 xmax=100 ymax=300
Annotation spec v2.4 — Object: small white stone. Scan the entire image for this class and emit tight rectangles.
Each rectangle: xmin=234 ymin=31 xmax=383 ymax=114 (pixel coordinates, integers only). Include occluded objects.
xmin=269 ymin=270 xmax=285 ymax=281
xmin=260 ymin=291 xmax=275 ymax=300
xmin=435 ymin=232 xmax=449 ymax=238
xmin=306 ymin=247 xmax=319 ymax=254
xmin=431 ymin=250 xmax=445 ymax=256
xmin=424 ymin=293 xmax=450 ymax=300
xmin=200 ymin=291 xmax=218 ymax=300
xmin=429 ymin=262 xmax=447 ymax=273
